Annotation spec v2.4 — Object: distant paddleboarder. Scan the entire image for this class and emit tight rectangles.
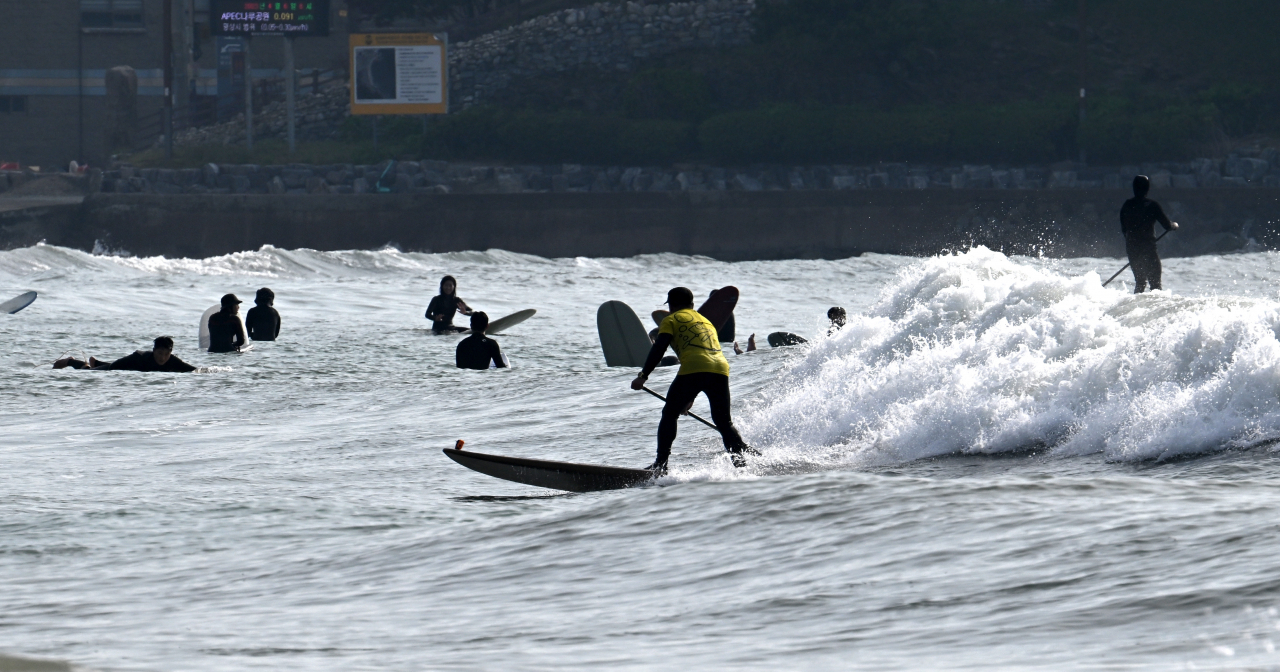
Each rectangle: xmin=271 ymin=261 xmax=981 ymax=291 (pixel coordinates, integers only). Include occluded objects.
xmin=631 ymin=287 xmax=753 ymax=473
xmin=426 ymin=275 xmax=473 ymax=334
xmin=207 ymin=294 xmax=248 ymax=353
xmin=1121 ymin=175 xmax=1179 ymax=293
xmin=245 ymin=287 xmax=281 ymax=341
xmin=455 ymin=312 xmax=507 ymax=370
xmin=53 ymin=336 xmax=195 ymax=372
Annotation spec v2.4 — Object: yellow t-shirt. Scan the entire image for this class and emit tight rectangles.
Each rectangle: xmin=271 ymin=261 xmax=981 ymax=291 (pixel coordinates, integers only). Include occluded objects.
xmin=659 ymin=308 xmax=730 ymax=377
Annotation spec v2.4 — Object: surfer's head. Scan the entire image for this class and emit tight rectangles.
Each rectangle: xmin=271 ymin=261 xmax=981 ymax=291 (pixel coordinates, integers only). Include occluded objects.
xmin=1133 ymin=175 xmax=1150 ymax=197
xmin=153 ymin=336 xmax=174 ymax=364
xmin=220 ymin=293 xmax=242 ymax=315
xmin=665 ymin=287 xmax=695 ymax=311
xmin=440 ymin=275 xmax=457 ymax=296
xmin=470 ymin=311 xmax=489 ymax=334
xmin=255 ymin=287 xmax=274 ymax=306
xmin=828 ymin=306 xmax=847 ymax=327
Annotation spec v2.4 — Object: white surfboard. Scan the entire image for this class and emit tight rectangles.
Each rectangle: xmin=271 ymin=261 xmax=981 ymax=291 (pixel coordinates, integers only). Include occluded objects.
xmin=1 ymin=291 xmax=37 ymax=314
xmin=489 ymin=353 xmax=511 ymax=369
xmin=477 ymin=308 xmax=536 ymax=335
xmin=198 ymin=304 xmax=219 ymax=350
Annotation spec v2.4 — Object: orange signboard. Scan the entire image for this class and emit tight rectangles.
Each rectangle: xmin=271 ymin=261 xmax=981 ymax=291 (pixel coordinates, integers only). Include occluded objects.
xmin=349 ymin=33 xmax=447 ymax=115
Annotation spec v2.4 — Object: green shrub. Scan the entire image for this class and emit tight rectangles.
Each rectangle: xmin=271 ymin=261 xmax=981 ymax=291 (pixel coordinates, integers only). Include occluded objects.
xmin=1079 ymin=97 xmax=1214 ymax=163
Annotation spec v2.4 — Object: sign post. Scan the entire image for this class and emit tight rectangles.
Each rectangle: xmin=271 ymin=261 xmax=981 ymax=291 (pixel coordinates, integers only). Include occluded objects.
xmin=349 ymin=33 xmax=448 ymax=117
xmin=211 ymin=1 xmax=330 ymax=153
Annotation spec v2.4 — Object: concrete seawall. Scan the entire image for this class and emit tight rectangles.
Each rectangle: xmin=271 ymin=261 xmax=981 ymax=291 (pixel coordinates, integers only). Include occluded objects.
xmin=2 ymin=190 xmax=1277 ymax=260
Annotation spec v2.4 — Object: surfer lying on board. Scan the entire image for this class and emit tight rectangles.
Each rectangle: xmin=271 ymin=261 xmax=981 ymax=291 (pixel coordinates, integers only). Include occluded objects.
xmin=456 ymin=312 xmax=508 ymax=370
xmin=53 ymin=336 xmax=196 ymax=372
xmin=426 ymin=275 xmax=473 ymax=334
xmin=631 ymin=287 xmax=753 ymax=473
xmin=208 ymin=294 xmax=248 ymax=353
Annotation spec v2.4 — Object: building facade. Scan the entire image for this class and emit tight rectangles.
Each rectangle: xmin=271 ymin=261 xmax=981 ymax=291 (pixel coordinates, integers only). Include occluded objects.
xmin=0 ymin=0 xmax=349 ymax=169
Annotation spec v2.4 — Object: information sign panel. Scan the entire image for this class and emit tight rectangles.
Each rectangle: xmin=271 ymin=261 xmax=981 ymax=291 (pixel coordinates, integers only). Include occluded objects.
xmin=349 ymin=33 xmax=447 ymax=115
xmin=211 ymin=0 xmax=330 ymax=36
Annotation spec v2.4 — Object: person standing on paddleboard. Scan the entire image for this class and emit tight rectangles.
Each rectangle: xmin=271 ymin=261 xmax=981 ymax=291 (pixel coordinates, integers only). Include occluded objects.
xmin=207 ymin=294 xmax=248 ymax=353
xmin=426 ymin=275 xmax=473 ymax=334
xmin=1121 ymin=175 xmax=1179 ymax=293
xmin=631 ymin=287 xmax=753 ymax=473
xmin=455 ymin=312 xmax=508 ymax=370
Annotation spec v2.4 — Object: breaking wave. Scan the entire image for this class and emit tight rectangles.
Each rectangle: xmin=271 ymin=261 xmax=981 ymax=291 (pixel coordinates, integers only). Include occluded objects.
xmin=744 ymin=247 xmax=1280 ymax=464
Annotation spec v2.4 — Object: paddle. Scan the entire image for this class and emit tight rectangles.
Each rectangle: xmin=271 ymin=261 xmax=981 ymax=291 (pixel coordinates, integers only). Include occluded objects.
xmin=641 ymin=385 xmax=719 ymax=431
xmin=1102 ymin=228 xmax=1173 ymax=288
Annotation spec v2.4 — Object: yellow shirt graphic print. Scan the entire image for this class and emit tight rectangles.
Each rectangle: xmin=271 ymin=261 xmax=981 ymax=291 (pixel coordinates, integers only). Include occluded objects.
xmin=659 ymin=308 xmax=730 ymax=376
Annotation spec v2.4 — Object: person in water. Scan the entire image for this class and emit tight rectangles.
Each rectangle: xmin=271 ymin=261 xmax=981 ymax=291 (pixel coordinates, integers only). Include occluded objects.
xmin=53 ymin=336 xmax=196 ymax=372
xmin=426 ymin=275 xmax=473 ymax=334
xmin=245 ymin=287 xmax=280 ymax=341
xmin=631 ymin=287 xmax=754 ymax=473
xmin=207 ymin=293 xmax=248 ymax=353
xmin=1121 ymin=175 xmax=1179 ymax=293
xmin=455 ymin=312 xmax=507 ymax=370
xmin=828 ymin=307 xmax=847 ymax=334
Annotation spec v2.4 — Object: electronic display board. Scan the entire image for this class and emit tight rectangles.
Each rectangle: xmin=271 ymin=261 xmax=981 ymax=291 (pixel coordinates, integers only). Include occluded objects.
xmin=211 ymin=0 xmax=330 ymax=36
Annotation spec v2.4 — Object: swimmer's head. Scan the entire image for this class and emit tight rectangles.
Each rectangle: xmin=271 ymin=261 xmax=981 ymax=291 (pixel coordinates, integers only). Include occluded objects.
xmin=470 ymin=311 xmax=489 ymax=333
xmin=255 ymin=287 xmax=274 ymax=306
xmin=1133 ymin=175 xmax=1150 ymax=197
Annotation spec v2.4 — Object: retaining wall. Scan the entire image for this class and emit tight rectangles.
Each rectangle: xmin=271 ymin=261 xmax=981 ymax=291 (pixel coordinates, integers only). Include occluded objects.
xmin=3 ymin=190 xmax=1277 ymax=260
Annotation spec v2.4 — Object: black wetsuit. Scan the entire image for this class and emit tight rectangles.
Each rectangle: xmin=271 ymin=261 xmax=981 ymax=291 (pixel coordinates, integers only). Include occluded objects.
xmin=641 ymin=333 xmax=751 ymax=467
xmin=245 ymin=305 xmax=280 ymax=341
xmin=1120 ymin=196 xmax=1173 ymax=293
xmin=207 ymin=311 xmax=247 ymax=353
xmin=106 ymin=350 xmax=196 ymax=372
xmin=456 ymin=333 xmax=506 ymax=369
xmin=426 ymin=294 xmax=467 ymax=333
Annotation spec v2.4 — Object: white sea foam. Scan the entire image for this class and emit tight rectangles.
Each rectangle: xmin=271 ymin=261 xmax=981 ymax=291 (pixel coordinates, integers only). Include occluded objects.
xmin=742 ymin=246 xmax=1280 ymax=464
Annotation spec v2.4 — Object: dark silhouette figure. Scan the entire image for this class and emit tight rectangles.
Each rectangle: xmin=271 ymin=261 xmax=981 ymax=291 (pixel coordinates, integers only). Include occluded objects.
xmin=208 ymin=293 xmax=248 ymax=353
xmin=426 ymin=275 xmax=473 ymax=334
xmin=1120 ymin=175 xmax=1179 ymax=293
xmin=245 ymin=287 xmax=281 ymax=341
xmin=455 ymin=312 xmax=507 ymax=369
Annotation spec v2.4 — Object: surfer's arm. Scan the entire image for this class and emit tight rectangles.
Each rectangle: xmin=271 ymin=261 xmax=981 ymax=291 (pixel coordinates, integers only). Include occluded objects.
xmin=632 ymin=334 xmax=674 ymax=389
xmin=456 ymin=298 xmax=473 ymax=315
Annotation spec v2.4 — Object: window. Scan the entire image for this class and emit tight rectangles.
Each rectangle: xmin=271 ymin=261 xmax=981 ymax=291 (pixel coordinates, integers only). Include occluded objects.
xmin=0 ymin=97 xmax=28 ymax=114
xmin=81 ymin=0 xmax=144 ymax=28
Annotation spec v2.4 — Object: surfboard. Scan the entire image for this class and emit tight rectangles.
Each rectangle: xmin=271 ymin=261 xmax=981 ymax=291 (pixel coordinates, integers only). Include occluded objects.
xmin=444 ymin=446 xmax=656 ymax=492
xmin=476 ymin=308 xmax=536 ymax=335
xmin=767 ymin=332 xmax=808 ymax=347
xmin=0 ymin=291 xmax=37 ymax=314
xmin=651 ymin=309 xmax=669 ymax=327
xmin=198 ymin=304 xmax=219 ymax=350
xmin=698 ymin=286 xmax=738 ymax=340
xmin=597 ymin=301 xmax=653 ymax=367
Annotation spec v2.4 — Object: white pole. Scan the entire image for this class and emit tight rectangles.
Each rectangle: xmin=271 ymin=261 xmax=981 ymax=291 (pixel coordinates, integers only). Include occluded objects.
xmin=284 ymin=36 xmax=296 ymax=154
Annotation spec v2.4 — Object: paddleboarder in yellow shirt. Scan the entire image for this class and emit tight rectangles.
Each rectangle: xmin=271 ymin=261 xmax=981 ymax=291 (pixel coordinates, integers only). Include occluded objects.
xmin=631 ymin=287 xmax=753 ymax=473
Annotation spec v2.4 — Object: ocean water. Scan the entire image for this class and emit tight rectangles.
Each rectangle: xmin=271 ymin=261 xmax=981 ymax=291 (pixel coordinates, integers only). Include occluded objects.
xmin=3 ymin=244 xmax=1280 ymax=671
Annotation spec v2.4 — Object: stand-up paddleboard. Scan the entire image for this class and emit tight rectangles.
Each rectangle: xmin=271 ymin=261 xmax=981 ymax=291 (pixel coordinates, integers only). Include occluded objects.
xmin=598 ymin=301 xmax=653 ymax=367
xmin=0 ymin=291 xmax=37 ymax=314
xmin=473 ymin=308 xmax=536 ymax=335
xmin=198 ymin=304 xmax=219 ymax=350
xmin=698 ymin=286 xmax=738 ymax=340
xmin=444 ymin=443 xmax=656 ymax=492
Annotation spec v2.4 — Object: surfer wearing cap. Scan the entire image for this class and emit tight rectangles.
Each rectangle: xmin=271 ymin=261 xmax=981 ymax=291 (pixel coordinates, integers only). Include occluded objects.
xmin=455 ymin=312 xmax=508 ymax=370
xmin=207 ymin=293 xmax=248 ymax=353
xmin=53 ymin=336 xmax=195 ymax=372
xmin=1121 ymin=175 xmax=1179 ymax=293
xmin=426 ymin=275 xmax=474 ymax=334
xmin=245 ymin=287 xmax=281 ymax=341
xmin=631 ymin=287 xmax=753 ymax=473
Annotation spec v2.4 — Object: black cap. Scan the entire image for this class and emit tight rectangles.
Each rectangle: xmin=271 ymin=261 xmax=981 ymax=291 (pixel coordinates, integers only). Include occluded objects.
xmin=665 ymin=287 xmax=694 ymax=307
xmin=221 ymin=293 xmax=242 ymax=307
